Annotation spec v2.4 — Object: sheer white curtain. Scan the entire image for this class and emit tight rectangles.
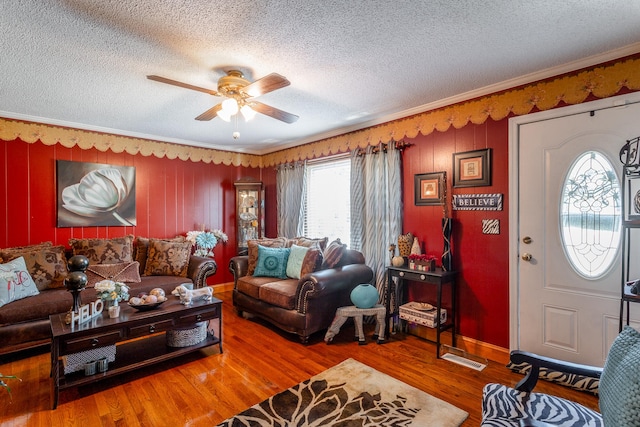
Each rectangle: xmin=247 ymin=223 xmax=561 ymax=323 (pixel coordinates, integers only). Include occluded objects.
xmin=276 ymin=161 xmax=306 ymax=237
xmin=350 ymin=143 xmax=403 ymax=297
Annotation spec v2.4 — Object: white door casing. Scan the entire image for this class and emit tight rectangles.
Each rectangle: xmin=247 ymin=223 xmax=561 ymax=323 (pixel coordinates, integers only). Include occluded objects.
xmin=509 ymin=92 xmax=640 ymax=366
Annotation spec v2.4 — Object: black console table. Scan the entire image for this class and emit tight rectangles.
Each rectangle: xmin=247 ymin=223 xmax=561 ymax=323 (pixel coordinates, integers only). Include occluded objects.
xmin=385 ymin=266 xmax=458 ymax=357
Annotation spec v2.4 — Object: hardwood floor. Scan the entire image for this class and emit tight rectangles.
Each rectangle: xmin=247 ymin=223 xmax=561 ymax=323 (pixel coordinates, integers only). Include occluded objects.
xmin=0 ymin=291 xmax=599 ymax=426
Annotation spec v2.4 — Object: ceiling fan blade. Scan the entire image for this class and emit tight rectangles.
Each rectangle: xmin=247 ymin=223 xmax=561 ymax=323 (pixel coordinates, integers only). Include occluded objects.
xmin=243 ymin=73 xmax=290 ymax=97
xmin=250 ymin=101 xmax=299 ymax=124
xmin=195 ymin=103 xmax=223 ymax=121
xmin=147 ymin=75 xmax=220 ymax=96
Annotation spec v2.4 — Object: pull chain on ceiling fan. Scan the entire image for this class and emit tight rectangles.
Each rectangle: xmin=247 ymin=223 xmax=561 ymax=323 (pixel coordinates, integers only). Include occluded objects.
xmin=147 ymin=70 xmax=299 ymax=126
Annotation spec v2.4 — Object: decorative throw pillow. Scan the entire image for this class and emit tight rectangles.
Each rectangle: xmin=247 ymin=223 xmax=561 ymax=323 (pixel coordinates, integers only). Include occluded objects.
xmin=69 ymin=235 xmax=134 ymax=264
xmin=247 ymin=237 xmax=288 ymax=276
xmin=254 ymin=245 xmax=290 ymax=279
xmin=134 ymin=236 xmax=186 ymax=274
xmin=506 ymin=361 xmax=600 ymax=395
xmin=0 ymin=244 xmax=67 ymax=291
xmin=300 ymin=248 xmax=323 ymax=276
xmin=0 ymin=241 xmax=52 ymax=263
xmin=286 ymin=244 xmax=310 ymax=279
xmin=0 ymin=257 xmax=39 ymax=308
xmin=143 ymin=239 xmax=192 ymax=277
xmin=599 ymin=325 xmax=640 ymax=425
xmin=85 ymin=261 xmax=141 ymax=287
xmin=322 ymin=238 xmax=347 ymax=269
xmin=293 ymin=236 xmax=329 ymax=251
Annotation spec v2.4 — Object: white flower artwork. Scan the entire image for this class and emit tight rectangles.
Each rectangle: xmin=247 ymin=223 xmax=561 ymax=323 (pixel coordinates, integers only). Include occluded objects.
xmin=56 ymin=160 xmax=136 ymax=227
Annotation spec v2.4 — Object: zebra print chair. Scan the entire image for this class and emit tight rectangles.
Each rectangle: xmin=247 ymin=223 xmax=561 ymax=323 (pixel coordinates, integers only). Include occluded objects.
xmin=481 ymin=326 xmax=640 ymax=427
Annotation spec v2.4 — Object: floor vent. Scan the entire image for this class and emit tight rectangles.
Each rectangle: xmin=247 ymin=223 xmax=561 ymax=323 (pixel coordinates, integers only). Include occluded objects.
xmin=441 ymin=353 xmax=487 ymax=371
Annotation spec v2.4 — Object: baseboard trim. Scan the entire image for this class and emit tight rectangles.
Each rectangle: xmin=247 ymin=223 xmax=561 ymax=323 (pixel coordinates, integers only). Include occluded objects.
xmin=455 ymin=335 xmax=509 ymax=365
xmin=212 ymin=282 xmax=234 ymax=293
xmin=405 ymin=324 xmax=509 ymax=365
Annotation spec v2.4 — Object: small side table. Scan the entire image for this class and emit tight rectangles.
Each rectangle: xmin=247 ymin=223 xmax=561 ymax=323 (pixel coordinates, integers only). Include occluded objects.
xmin=324 ymin=305 xmax=386 ymax=345
xmin=385 ymin=266 xmax=457 ymax=357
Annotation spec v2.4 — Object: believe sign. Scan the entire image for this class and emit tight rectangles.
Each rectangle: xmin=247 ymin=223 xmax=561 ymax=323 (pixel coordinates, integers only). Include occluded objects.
xmin=452 ymin=194 xmax=503 ymax=211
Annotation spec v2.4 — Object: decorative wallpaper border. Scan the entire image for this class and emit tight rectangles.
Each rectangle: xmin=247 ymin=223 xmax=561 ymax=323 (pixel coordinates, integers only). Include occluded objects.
xmin=262 ymin=56 xmax=640 ymax=167
xmin=0 ymin=119 xmax=263 ymax=168
xmin=1 ymin=56 xmax=638 ymax=168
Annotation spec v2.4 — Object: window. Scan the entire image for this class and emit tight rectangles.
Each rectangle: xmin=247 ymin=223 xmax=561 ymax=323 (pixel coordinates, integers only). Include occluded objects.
xmin=303 ymin=158 xmax=351 ymax=244
xmin=560 ymin=151 xmax=621 ymax=278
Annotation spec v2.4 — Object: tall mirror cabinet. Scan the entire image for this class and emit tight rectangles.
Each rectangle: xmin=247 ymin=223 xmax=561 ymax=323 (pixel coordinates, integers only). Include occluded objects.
xmin=234 ymin=179 xmax=264 ymax=255
xmin=620 ymin=136 xmax=640 ymax=329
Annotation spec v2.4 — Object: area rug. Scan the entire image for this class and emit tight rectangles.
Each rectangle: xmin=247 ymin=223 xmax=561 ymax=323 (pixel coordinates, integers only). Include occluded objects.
xmin=216 ymin=358 xmax=468 ymax=426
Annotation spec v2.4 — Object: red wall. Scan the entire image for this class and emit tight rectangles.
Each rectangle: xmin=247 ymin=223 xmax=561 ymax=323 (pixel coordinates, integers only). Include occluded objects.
xmin=0 ymin=138 xmax=259 ymax=285
xmin=3 ymin=89 xmax=632 ymax=349
xmin=402 ymin=118 xmax=510 ymax=347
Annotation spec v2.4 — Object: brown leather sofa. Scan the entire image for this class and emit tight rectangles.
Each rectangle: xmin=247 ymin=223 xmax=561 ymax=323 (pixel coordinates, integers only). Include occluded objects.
xmin=229 ymin=238 xmax=373 ymax=343
xmin=0 ymin=238 xmax=216 ymax=356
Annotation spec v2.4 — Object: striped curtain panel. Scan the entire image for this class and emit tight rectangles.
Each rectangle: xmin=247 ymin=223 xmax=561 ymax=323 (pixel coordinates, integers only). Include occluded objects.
xmin=276 ymin=161 xmax=307 ymax=237
xmin=350 ymin=143 xmax=403 ymax=298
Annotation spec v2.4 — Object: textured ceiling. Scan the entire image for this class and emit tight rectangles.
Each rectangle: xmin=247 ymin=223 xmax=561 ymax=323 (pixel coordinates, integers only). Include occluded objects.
xmin=1 ymin=1 xmax=640 ymax=154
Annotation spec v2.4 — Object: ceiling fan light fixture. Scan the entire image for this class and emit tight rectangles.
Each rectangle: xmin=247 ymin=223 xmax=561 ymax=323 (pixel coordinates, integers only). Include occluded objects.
xmin=216 ymin=109 xmax=232 ymax=122
xmin=221 ymin=98 xmax=239 ymax=115
xmin=240 ymin=105 xmax=257 ymax=121
xmin=149 ymin=70 xmax=297 ymax=124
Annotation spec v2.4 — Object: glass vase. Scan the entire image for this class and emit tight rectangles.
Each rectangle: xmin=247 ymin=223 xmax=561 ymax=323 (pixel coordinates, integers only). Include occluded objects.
xmin=108 ymin=299 xmax=120 ymax=318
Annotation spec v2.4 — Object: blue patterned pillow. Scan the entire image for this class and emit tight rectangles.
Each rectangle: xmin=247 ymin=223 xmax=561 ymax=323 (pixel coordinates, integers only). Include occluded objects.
xmin=600 ymin=326 xmax=640 ymax=426
xmin=254 ymin=245 xmax=290 ymax=279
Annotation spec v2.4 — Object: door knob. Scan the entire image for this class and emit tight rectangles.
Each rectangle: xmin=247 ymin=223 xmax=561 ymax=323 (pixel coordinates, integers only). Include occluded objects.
xmin=521 ymin=253 xmax=532 ymax=261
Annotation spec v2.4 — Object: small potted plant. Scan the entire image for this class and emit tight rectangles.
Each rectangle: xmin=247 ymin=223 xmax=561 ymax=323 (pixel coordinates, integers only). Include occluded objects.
xmin=95 ymin=280 xmax=130 ymax=317
xmin=408 ymin=253 xmax=424 ymax=270
xmin=185 ymin=228 xmax=229 ymax=257
xmin=408 ymin=254 xmax=437 ymax=271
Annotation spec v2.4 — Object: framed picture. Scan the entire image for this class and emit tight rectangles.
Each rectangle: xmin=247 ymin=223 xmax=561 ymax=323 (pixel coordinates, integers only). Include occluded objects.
xmin=414 ymin=172 xmax=445 ymax=206
xmin=56 ymin=160 xmax=136 ymax=227
xmin=453 ymin=148 xmax=492 ymax=188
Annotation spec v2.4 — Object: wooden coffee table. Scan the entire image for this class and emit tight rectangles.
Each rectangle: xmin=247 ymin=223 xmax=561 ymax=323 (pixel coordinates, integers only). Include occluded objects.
xmin=50 ymin=296 xmax=222 ymax=409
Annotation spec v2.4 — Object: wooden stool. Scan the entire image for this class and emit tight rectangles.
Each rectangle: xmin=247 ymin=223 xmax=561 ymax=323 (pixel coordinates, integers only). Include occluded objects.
xmin=324 ymin=304 xmax=386 ymax=345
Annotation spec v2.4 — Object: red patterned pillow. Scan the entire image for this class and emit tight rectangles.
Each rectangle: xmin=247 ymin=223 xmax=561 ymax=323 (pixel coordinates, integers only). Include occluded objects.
xmin=300 ymin=248 xmax=323 ymax=276
xmin=322 ymin=238 xmax=347 ymax=269
xmin=85 ymin=261 xmax=141 ymax=288
xmin=143 ymin=239 xmax=192 ymax=277
xmin=69 ymin=235 xmax=134 ymax=264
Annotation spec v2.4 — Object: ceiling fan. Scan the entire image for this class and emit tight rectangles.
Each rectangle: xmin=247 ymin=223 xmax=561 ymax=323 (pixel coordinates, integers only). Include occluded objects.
xmin=147 ymin=70 xmax=299 ymax=124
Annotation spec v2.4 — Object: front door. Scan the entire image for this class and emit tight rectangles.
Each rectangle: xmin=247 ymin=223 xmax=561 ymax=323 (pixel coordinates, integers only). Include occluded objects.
xmin=512 ymin=94 xmax=640 ymax=366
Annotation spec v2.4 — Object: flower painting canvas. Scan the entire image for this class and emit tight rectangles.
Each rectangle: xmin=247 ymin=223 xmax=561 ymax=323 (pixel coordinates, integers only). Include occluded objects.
xmin=56 ymin=160 xmax=136 ymax=227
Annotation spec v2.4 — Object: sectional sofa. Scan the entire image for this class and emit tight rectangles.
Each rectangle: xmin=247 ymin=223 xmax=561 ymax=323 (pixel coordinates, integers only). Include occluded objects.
xmin=229 ymin=237 xmax=374 ymax=342
xmin=0 ymin=235 xmax=216 ymax=356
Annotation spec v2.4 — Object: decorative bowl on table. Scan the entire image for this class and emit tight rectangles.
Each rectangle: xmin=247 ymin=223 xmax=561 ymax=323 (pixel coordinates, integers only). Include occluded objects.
xmin=128 ymin=300 xmax=166 ymax=311
xmin=128 ymin=292 xmax=167 ymax=311
xmin=413 ymin=302 xmax=435 ymax=311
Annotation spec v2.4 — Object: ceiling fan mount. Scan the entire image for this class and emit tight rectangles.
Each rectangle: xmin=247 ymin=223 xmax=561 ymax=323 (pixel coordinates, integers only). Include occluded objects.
xmin=216 ymin=70 xmax=251 ymax=98
xmin=147 ymin=69 xmax=299 ymax=124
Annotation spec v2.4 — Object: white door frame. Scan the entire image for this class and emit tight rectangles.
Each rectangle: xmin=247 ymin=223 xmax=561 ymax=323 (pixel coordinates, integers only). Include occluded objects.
xmin=508 ymin=91 xmax=640 ymax=351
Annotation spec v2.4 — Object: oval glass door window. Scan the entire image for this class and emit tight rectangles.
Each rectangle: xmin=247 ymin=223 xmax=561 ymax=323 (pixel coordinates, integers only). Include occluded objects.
xmin=560 ymin=151 xmax=621 ymax=278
